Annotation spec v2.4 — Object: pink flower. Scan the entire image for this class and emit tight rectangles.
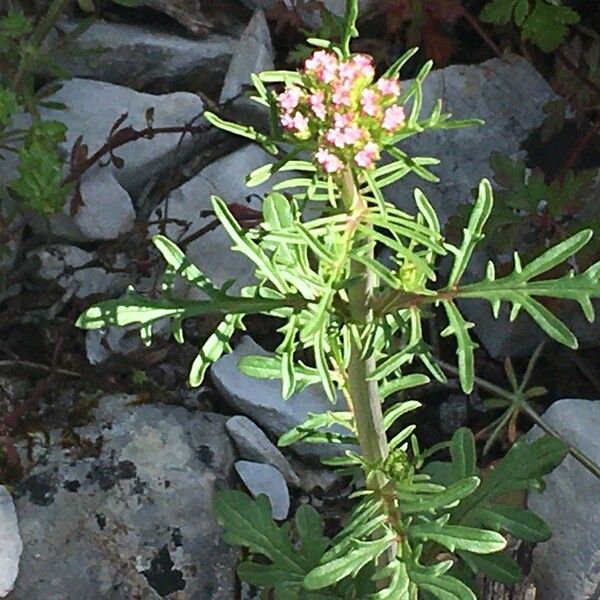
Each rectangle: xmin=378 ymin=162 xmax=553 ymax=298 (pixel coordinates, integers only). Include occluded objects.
xmin=352 ymin=54 xmax=375 ymax=79
xmin=316 ymin=148 xmax=344 ymax=173
xmin=305 ymin=50 xmax=339 ymax=83
xmin=332 ymin=82 xmax=352 ymax=107
xmin=292 ymin=112 xmax=309 ymax=133
xmin=326 ymin=128 xmax=347 ymax=148
xmin=334 ymin=112 xmax=353 ymax=128
xmin=280 ymin=111 xmax=295 ymax=130
xmin=382 ymin=105 xmax=406 ymax=132
xmin=361 ymin=88 xmax=380 ymax=117
xmin=377 ymin=77 xmax=401 ymax=97
xmin=277 ymin=86 xmax=303 ymax=111
xmin=355 ymin=141 xmax=379 ymax=168
xmin=309 ymin=91 xmax=327 ymax=119
xmin=343 ymin=124 xmax=364 ymax=145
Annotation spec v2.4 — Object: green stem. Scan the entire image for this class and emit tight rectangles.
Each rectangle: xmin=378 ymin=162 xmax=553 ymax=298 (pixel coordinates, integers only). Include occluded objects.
xmin=340 ymin=168 xmax=389 ymax=467
xmin=339 ymin=169 xmax=398 ymax=579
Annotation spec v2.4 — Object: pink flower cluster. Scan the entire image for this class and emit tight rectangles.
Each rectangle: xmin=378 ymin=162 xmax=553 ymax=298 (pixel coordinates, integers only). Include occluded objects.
xmin=276 ymin=50 xmax=405 ymax=174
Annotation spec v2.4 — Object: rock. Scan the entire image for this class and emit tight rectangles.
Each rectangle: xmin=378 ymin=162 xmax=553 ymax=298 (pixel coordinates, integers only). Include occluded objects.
xmin=220 ymin=9 xmax=274 ymax=104
xmin=140 ymin=0 xmax=212 ymax=35
xmin=9 ymin=395 xmax=237 ymax=599
xmin=53 ymin=19 xmax=237 ymax=95
xmin=85 ymin=327 xmax=145 ymax=365
xmin=391 ymin=55 xmax=557 ymax=226
xmin=0 ymin=486 xmax=22 ymax=598
xmin=151 ymin=144 xmax=291 ymax=293
xmin=226 ymin=416 xmax=300 ymax=486
xmin=234 ymin=460 xmax=290 ymax=520
xmin=237 ymin=0 xmax=377 ymax=27
xmin=40 ymin=79 xmax=205 ymax=195
xmin=291 ymin=460 xmax=342 ymax=494
xmin=527 ymin=399 xmax=600 ymax=600
xmin=212 ymin=336 xmax=351 ymax=458
xmin=438 ymin=394 xmax=469 ymax=435
xmin=28 ymin=244 xmax=129 ymax=299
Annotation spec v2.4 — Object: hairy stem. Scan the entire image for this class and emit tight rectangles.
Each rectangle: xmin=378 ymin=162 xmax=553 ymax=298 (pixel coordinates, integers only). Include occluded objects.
xmin=340 ymin=170 xmax=398 ymax=578
xmin=340 ymin=169 xmax=389 ymax=466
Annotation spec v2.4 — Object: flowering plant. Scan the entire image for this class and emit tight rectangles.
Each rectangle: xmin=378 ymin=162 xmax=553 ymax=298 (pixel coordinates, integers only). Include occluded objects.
xmin=77 ymin=1 xmax=600 ymax=597
xmin=278 ymin=50 xmax=405 ymax=172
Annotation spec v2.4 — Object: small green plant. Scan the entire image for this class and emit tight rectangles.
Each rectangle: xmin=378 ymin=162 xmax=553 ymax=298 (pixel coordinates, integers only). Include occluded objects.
xmin=480 ymin=0 xmax=580 ymax=52
xmin=78 ymin=1 xmax=600 ymax=597
xmin=447 ymin=152 xmax=600 ymax=271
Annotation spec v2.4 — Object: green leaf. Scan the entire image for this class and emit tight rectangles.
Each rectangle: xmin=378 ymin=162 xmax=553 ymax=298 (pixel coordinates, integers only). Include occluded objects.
xmin=0 ymin=87 xmax=19 ymax=126
xmin=447 ymin=179 xmax=493 ymax=287
xmin=470 ymin=505 xmax=551 ymax=542
xmin=458 ymin=551 xmax=521 ymax=585
xmin=522 ymin=0 xmax=580 ymax=51
xmin=402 ymin=477 xmax=481 ymax=515
xmin=153 ymin=235 xmax=226 ymax=300
xmin=453 ymin=435 xmax=567 ymax=522
xmin=304 ymin=534 xmax=396 ymax=590
xmin=441 ymin=301 xmax=477 ymax=394
xmin=450 ymin=428 xmax=477 ymax=479
xmin=215 ymin=491 xmax=333 ymax=596
xmin=383 ymin=401 xmax=422 ymax=430
xmin=278 ymin=411 xmax=354 ymax=447
xmin=481 ymin=0 xmax=524 ymax=24
xmin=190 ymin=314 xmax=242 ymax=386
xmin=76 ymin=288 xmax=293 ymax=329
xmin=408 ymin=522 xmax=506 ymax=554
xmin=212 ymin=196 xmax=288 ymax=292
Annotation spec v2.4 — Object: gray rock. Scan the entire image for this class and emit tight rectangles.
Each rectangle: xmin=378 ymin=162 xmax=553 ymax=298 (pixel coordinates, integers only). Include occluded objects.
xmin=234 ymin=460 xmax=290 ymax=520
xmin=226 ymin=416 xmax=300 ymax=486
xmin=220 ymin=9 xmax=274 ymax=104
xmin=54 ymin=169 xmax=136 ymax=241
xmin=85 ymin=327 xmax=145 ymax=365
xmin=0 ymin=486 xmax=22 ymax=598
xmin=40 ymin=79 xmax=205 ymax=195
xmin=9 ymin=395 xmax=237 ymax=599
xmin=151 ymin=144 xmax=289 ymax=293
xmin=53 ymin=19 xmax=237 ymax=95
xmin=212 ymin=336 xmax=350 ymax=458
xmin=28 ymin=244 xmax=129 ymax=299
xmin=237 ymin=0 xmax=377 ymax=27
xmin=392 ymin=55 xmax=557 ymax=226
xmin=527 ymin=399 xmax=600 ymax=600
xmin=438 ymin=394 xmax=469 ymax=435
xmin=291 ymin=460 xmax=342 ymax=494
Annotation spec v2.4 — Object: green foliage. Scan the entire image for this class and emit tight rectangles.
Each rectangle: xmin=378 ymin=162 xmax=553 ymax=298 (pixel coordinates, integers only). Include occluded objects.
xmin=77 ymin=1 xmax=598 ymax=597
xmin=447 ymin=153 xmax=600 ymax=270
xmin=480 ymin=0 xmax=580 ymax=51
xmin=0 ymin=1 xmax=90 ymax=249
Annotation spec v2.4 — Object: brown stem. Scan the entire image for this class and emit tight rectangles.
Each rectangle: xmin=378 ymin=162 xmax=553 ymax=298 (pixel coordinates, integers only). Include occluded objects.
xmin=61 ymin=121 xmax=211 ymax=187
xmin=463 ymin=9 xmax=502 ymax=59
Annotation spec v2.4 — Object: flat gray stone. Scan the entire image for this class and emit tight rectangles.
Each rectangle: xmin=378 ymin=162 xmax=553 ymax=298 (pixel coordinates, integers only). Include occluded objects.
xmin=151 ymin=144 xmax=291 ymax=293
xmin=40 ymin=79 xmax=205 ymax=195
xmin=226 ymin=416 xmax=300 ymax=486
xmin=527 ymin=399 xmax=600 ymax=600
xmin=220 ymin=9 xmax=274 ymax=103
xmin=392 ymin=55 xmax=557 ymax=226
xmin=234 ymin=461 xmax=290 ymax=520
xmin=53 ymin=19 xmax=237 ymax=95
xmin=212 ymin=336 xmax=351 ymax=458
xmin=0 ymin=486 xmax=22 ymax=598
xmin=9 ymin=395 xmax=237 ymax=599
xmin=28 ymin=244 xmax=129 ymax=299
